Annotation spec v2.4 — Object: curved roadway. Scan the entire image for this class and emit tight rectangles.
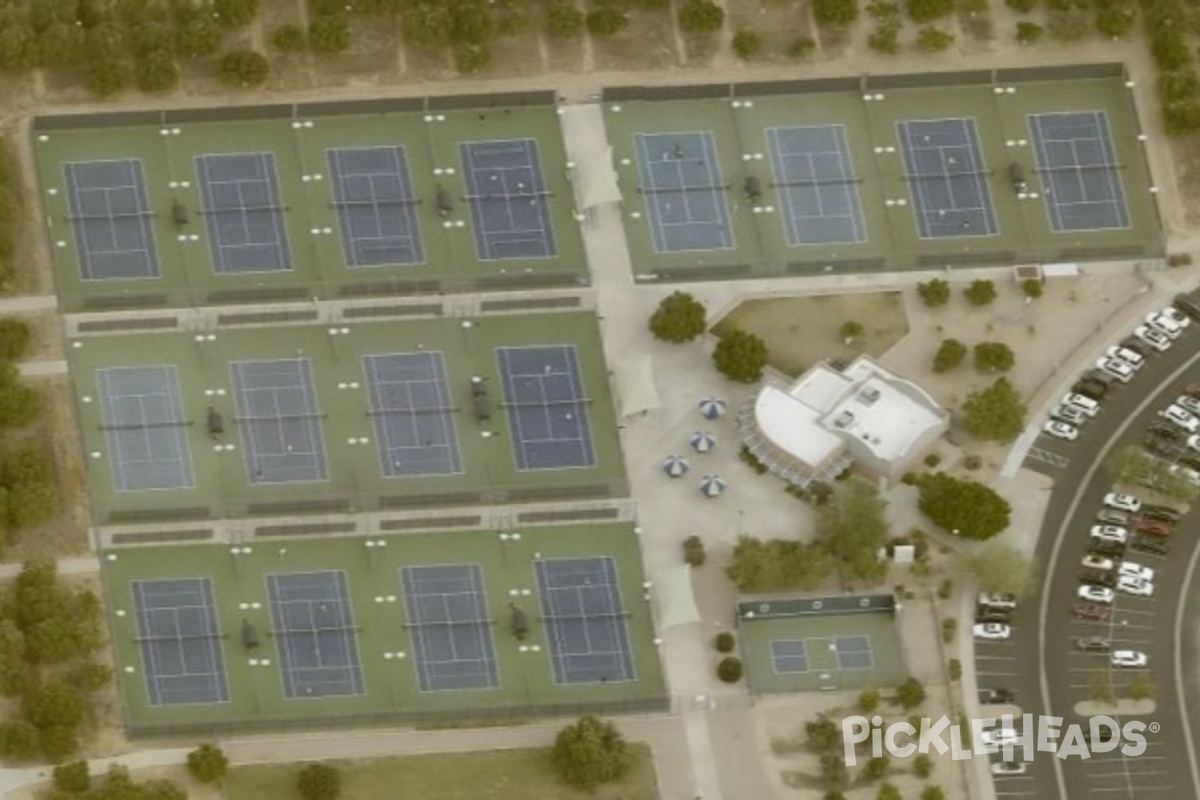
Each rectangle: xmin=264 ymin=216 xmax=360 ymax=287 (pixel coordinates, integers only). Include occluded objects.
xmin=979 ymin=322 xmax=1200 ymax=800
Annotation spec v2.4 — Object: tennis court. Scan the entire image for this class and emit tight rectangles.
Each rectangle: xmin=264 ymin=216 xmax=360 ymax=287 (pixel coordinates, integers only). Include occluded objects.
xmin=267 ymin=570 xmax=365 ymax=699
xmin=635 ymin=131 xmax=734 ymax=253
xmin=363 ymin=352 xmax=462 ymax=478
xmin=1028 ymin=111 xmax=1130 ymax=232
xmin=770 ymin=635 xmax=875 ymax=674
xmin=897 ymin=118 xmax=998 ymax=239
xmin=98 ymin=365 xmax=195 ymax=492
xmin=401 ymin=564 xmax=500 ymax=692
xmin=231 ymin=359 xmax=328 ymax=484
xmin=327 ymin=146 xmax=424 ymax=267
xmin=535 ymin=557 xmax=635 ymax=685
xmin=64 ymin=159 xmax=160 ymax=280
xmin=496 ymin=345 xmax=595 ymax=471
xmin=196 ymin=152 xmax=292 ymax=273
xmin=132 ymin=577 xmax=229 ymax=706
xmin=766 ymin=125 xmax=866 ymax=245
xmin=459 ymin=139 xmax=557 ymax=260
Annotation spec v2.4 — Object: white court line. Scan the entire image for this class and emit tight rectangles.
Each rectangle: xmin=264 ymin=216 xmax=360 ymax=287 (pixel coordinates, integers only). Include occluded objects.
xmin=196 ymin=153 xmax=291 ymax=274
xmin=63 ymin=158 xmax=159 ymax=281
xmin=327 ymin=146 xmax=425 ymax=267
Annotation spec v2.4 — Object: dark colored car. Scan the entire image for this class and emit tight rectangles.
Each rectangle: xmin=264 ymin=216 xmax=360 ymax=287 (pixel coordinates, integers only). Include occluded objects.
xmin=1147 ymin=421 xmax=1184 ymax=442
xmin=979 ymin=688 xmax=1017 ymax=704
xmin=1173 ymin=293 xmax=1200 ymax=321
xmin=1075 ymin=636 xmax=1111 ymax=652
xmin=1141 ymin=504 xmax=1182 ymax=523
xmin=1084 ymin=369 xmax=1120 ymax=388
xmin=1131 ymin=535 xmax=1169 ymax=556
xmin=1135 ymin=518 xmax=1173 ymax=537
xmin=1073 ymin=602 xmax=1111 ymax=621
xmin=976 ymin=608 xmax=1013 ymax=624
xmin=1079 ymin=569 xmax=1117 ymax=588
xmin=1089 ymin=540 xmax=1127 ymax=558
xmin=1179 ymin=454 xmax=1200 ymax=472
xmin=1096 ymin=508 xmax=1131 ymax=526
xmin=1073 ymin=380 xmax=1109 ymax=402
xmin=1143 ymin=438 xmax=1178 ymax=459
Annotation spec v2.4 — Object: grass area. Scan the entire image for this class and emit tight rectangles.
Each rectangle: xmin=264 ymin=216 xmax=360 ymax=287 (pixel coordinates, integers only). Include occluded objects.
xmin=712 ymin=293 xmax=909 ymax=377
xmin=224 ymin=744 xmax=659 ymax=800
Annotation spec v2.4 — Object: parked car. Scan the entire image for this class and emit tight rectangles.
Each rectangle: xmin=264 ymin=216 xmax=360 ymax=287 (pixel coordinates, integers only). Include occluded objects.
xmin=1079 ymin=569 xmax=1117 ymax=588
xmin=1052 ymin=404 xmax=1089 ymax=426
xmin=1147 ymin=421 xmax=1184 ymax=441
xmin=1134 ymin=518 xmax=1172 ymax=537
xmin=1074 ymin=636 xmax=1111 ymax=652
xmin=1111 ymin=650 xmax=1148 ymax=668
xmin=1072 ymin=602 xmax=1111 ymax=621
xmin=1096 ymin=358 xmax=1135 ymax=383
xmin=991 ymin=760 xmax=1028 ymax=776
xmin=1062 ymin=393 xmax=1100 ymax=416
xmin=1043 ymin=420 xmax=1078 ymax=441
xmin=1179 ymin=453 xmax=1200 ymax=472
xmin=1106 ymin=345 xmax=1145 ymax=369
xmin=1082 ymin=554 xmax=1114 ymax=571
xmin=1133 ymin=325 xmax=1172 ymax=351
xmin=1073 ymin=378 xmax=1110 ymax=401
xmin=979 ymin=593 xmax=1018 ymax=610
xmin=1090 ymin=525 xmax=1129 ymax=544
xmin=1119 ymin=338 xmax=1152 ymax=359
xmin=974 ymin=623 xmax=1012 ymax=640
xmin=1096 ymin=508 xmax=1131 ymax=526
xmin=1130 ymin=535 xmax=1169 ymax=556
xmin=1089 ymin=540 xmax=1128 ymax=558
xmin=1169 ymin=463 xmax=1200 ymax=487
xmin=976 ymin=608 xmax=1013 ymax=624
xmin=1117 ymin=575 xmax=1154 ymax=597
xmin=1146 ymin=311 xmax=1183 ymax=338
xmin=1077 ymin=585 xmax=1115 ymax=604
xmin=978 ymin=688 xmax=1016 ymax=704
xmin=1160 ymin=404 xmax=1200 ymax=432
xmin=1173 ymin=292 xmax=1200 ymax=321
xmin=1103 ymin=493 xmax=1141 ymax=513
xmin=1140 ymin=503 xmax=1181 ymax=522
xmin=1159 ymin=306 xmax=1191 ymax=329
xmin=1179 ymin=395 xmax=1200 ymax=416
xmin=981 ymin=728 xmax=1021 ymax=747
xmin=1119 ymin=561 xmax=1155 ymax=581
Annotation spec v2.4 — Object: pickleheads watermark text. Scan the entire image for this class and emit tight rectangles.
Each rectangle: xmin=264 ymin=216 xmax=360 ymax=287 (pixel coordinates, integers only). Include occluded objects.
xmin=841 ymin=714 xmax=1153 ymax=766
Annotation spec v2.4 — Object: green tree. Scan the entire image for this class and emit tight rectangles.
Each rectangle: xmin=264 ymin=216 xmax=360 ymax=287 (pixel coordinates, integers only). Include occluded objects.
xmin=586 ymin=8 xmax=628 ymax=34
xmin=959 ymin=541 xmax=1034 ymax=598
xmin=840 ymin=320 xmax=864 ymax=340
xmin=142 ymin=780 xmax=187 ymax=800
xmin=1047 ymin=7 xmax=1090 ymax=41
xmin=913 ymin=752 xmax=934 ymax=778
xmin=450 ymin=0 xmax=494 ymax=44
xmin=948 ymin=657 xmax=962 ymax=680
xmin=404 ymin=3 xmax=453 ymax=46
xmin=714 ymin=631 xmax=735 ymax=652
xmin=973 ymin=342 xmax=1015 ymax=373
xmin=297 ymin=763 xmax=342 ymax=800
xmin=130 ymin=21 xmax=175 ymax=57
xmin=0 ymin=319 xmax=31 ymax=361
xmin=963 ymin=279 xmax=997 ymax=305
xmin=66 ymin=662 xmax=114 ymax=692
xmin=546 ymin=3 xmax=585 ymax=37
xmin=921 ymin=788 xmax=946 ymax=800
xmin=896 ymin=677 xmax=926 ymax=709
xmin=814 ymin=0 xmax=860 ymax=25
xmin=712 ymin=329 xmax=768 ymax=383
xmin=916 ymin=278 xmax=951 ymax=307
xmin=87 ymin=54 xmax=127 ymax=97
xmin=961 ymin=377 xmax=1027 ymax=443
xmin=868 ymin=20 xmax=901 ymax=52
xmin=732 ymin=29 xmax=761 ymax=58
xmin=25 ymin=616 xmax=82 ymax=664
xmin=0 ymin=619 xmax=27 ymax=696
xmin=820 ymin=751 xmax=848 ymax=790
xmin=905 ymin=0 xmax=953 ymax=21
xmin=39 ymin=725 xmax=79 ymax=762
xmin=649 ymin=291 xmax=706 ymax=343
xmin=1164 ymin=99 xmax=1200 ymax=135
xmin=877 ymin=782 xmax=902 ymax=800
xmin=0 ymin=12 xmax=36 ymax=71
xmin=0 ymin=720 xmax=40 ymax=760
xmin=806 ymin=714 xmax=840 ymax=752
xmin=1021 ymin=277 xmax=1043 ymax=298
xmin=176 ymin=16 xmax=222 ymax=57
xmin=861 ymin=755 xmax=890 ymax=782
xmin=85 ymin=21 xmax=125 ymax=60
xmin=858 ymin=687 xmax=881 ymax=712
xmin=214 ymin=0 xmax=259 ymax=28
xmin=1151 ymin=30 xmax=1188 ymax=70
xmin=270 ymin=23 xmax=306 ymax=51
xmin=1159 ymin=70 xmax=1198 ymax=104
xmin=716 ymin=656 xmax=743 ymax=682
xmin=1006 ymin=0 xmax=1037 ymax=12
xmin=24 ymin=682 xmax=87 ymax=731
xmin=36 ymin=22 xmax=87 ymax=67
xmin=916 ymin=25 xmax=953 ymax=50
xmin=725 ymin=536 xmax=830 ymax=591
xmin=134 ymin=49 xmax=180 ymax=93
xmin=932 ymin=338 xmax=967 ymax=373
xmin=309 ymin=15 xmax=351 ymax=53
xmin=53 ymin=760 xmax=90 ymax=793
xmin=816 ymin=478 xmax=889 ymax=584
xmin=1015 ymin=20 xmax=1044 ymax=43
xmin=1106 ymin=445 xmax=1197 ymax=502
xmin=187 ymin=743 xmax=229 ymax=784
xmin=683 ymin=535 xmax=706 ymax=566
xmin=678 ymin=0 xmax=726 ymax=32
xmin=9 ymin=481 xmax=58 ymax=530
xmin=552 ymin=715 xmax=632 ymax=790
xmin=918 ymin=472 xmax=1012 ymax=539
xmin=14 ymin=559 xmax=65 ymax=631
xmin=217 ymin=48 xmax=269 ymax=86
xmin=787 ymin=36 xmax=816 ymax=57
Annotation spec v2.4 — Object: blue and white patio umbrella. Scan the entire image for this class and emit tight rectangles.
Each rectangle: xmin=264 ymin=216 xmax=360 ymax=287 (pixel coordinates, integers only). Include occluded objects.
xmin=699 ymin=397 xmax=727 ymax=420
xmin=662 ymin=455 xmax=690 ymax=478
xmin=699 ymin=475 xmax=727 ymax=498
xmin=690 ymin=430 xmax=717 ymax=453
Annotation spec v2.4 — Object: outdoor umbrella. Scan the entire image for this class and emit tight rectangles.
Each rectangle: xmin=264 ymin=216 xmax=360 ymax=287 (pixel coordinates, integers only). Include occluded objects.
xmin=661 ymin=455 xmax=690 ymax=478
xmin=690 ymin=430 xmax=717 ymax=453
xmin=699 ymin=475 xmax=727 ymax=498
xmin=699 ymin=397 xmax=727 ymax=420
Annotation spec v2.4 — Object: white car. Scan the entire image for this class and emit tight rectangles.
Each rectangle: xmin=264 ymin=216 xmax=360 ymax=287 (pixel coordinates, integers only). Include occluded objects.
xmin=1169 ymin=464 xmax=1200 ymax=487
xmin=1043 ymin=420 xmax=1078 ymax=441
xmin=1159 ymin=306 xmax=1191 ymax=329
xmin=978 ymin=592 xmax=1018 ymax=610
xmin=973 ymin=623 xmax=1012 ymax=640
xmin=1146 ymin=312 xmax=1183 ymax=339
xmin=1078 ymin=585 xmax=1116 ymax=603
xmin=1096 ymin=358 xmax=1135 ymax=383
xmin=1063 ymin=393 xmax=1100 ymax=416
xmin=1090 ymin=525 xmax=1129 ymax=544
xmin=1119 ymin=561 xmax=1155 ymax=581
xmin=1187 ymin=433 xmax=1200 ymax=453
xmin=1117 ymin=575 xmax=1153 ymax=597
xmin=991 ymin=760 xmax=1029 ymax=776
xmin=981 ymin=727 xmax=1021 ymax=747
xmin=1134 ymin=325 xmax=1172 ymax=351
xmin=1111 ymin=650 xmax=1148 ymax=668
xmin=1106 ymin=346 xmax=1145 ymax=369
xmin=1052 ymin=404 xmax=1088 ymax=426
xmin=1082 ymin=555 xmax=1115 ymax=571
xmin=1179 ymin=395 xmax=1200 ymax=416
xmin=1103 ymin=493 xmax=1141 ymax=513
xmin=1160 ymin=404 xmax=1200 ymax=433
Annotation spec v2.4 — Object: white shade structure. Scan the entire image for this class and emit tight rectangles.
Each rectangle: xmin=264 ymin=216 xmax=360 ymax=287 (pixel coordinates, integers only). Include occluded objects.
xmin=699 ymin=397 xmax=727 ymax=420
xmin=661 ymin=455 xmax=690 ymax=478
xmin=699 ymin=475 xmax=727 ymax=498
xmin=690 ymin=430 xmax=717 ymax=453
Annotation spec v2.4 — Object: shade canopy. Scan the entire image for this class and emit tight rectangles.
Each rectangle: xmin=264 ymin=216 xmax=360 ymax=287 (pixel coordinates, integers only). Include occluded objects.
xmin=690 ymin=430 xmax=716 ymax=453
xmin=699 ymin=474 xmax=727 ymax=497
xmin=699 ymin=397 xmax=727 ymax=420
xmin=661 ymin=455 xmax=690 ymax=478
xmin=615 ymin=354 xmax=661 ymax=418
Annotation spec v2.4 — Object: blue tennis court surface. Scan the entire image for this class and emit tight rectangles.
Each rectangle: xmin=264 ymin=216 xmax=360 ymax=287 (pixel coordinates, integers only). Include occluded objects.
xmin=535 ymin=557 xmax=635 ymax=685
xmin=65 ymin=159 xmax=160 ymax=280
xmin=98 ymin=365 xmax=194 ymax=492
xmin=196 ymin=152 xmax=291 ymax=273
xmin=267 ymin=571 xmax=365 ymax=698
xmin=328 ymin=146 xmax=424 ymax=267
xmin=460 ymin=139 xmax=557 ymax=260
xmin=1029 ymin=111 xmax=1130 ymax=232
xmin=766 ymin=125 xmax=866 ymax=246
xmin=231 ymin=359 xmax=327 ymax=484
xmin=771 ymin=639 xmax=807 ymax=674
xmin=363 ymin=352 xmax=462 ymax=477
xmin=897 ymin=118 xmax=998 ymax=239
xmin=132 ymin=578 xmax=229 ymax=706
xmin=635 ymin=131 xmax=733 ymax=253
xmin=496 ymin=345 xmax=595 ymax=471
xmin=771 ymin=635 xmax=875 ymax=674
xmin=401 ymin=564 xmax=500 ymax=692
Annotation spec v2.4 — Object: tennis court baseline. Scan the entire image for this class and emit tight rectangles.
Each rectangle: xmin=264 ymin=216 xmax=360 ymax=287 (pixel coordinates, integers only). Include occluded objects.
xmin=98 ymin=365 xmax=195 ymax=492
xmin=460 ymin=139 xmax=557 ymax=261
xmin=328 ymin=146 xmax=424 ymax=267
xmin=766 ymin=125 xmax=867 ymax=245
xmin=535 ymin=557 xmax=635 ymax=685
xmin=635 ymin=131 xmax=734 ymax=253
xmin=231 ymin=359 xmax=328 ymax=484
xmin=132 ymin=578 xmax=229 ymax=706
xmin=363 ymin=352 xmax=463 ymax=478
xmin=267 ymin=570 xmax=365 ymax=698
xmin=1029 ymin=111 xmax=1130 ymax=232
xmin=897 ymin=118 xmax=998 ymax=239
xmin=196 ymin=152 xmax=291 ymax=274
xmin=401 ymin=564 xmax=500 ymax=692
xmin=64 ymin=159 xmax=160 ymax=280
xmin=496 ymin=345 xmax=595 ymax=471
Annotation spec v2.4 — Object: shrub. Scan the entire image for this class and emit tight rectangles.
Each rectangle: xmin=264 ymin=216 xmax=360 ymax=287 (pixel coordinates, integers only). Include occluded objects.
xmin=712 ymin=329 xmax=768 ymax=383
xmin=913 ymin=752 xmax=934 ymax=777
xmin=917 ymin=278 xmax=950 ymax=307
xmin=683 ymin=535 xmax=706 ymax=567
xmin=546 ymin=3 xmax=584 ymax=37
xmin=961 ymin=378 xmax=1026 ymax=443
xmin=1152 ymin=30 xmax=1189 ymax=70
xmin=1015 ymin=20 xmax=1044 ymax=42
xmin=932 ymin=338 xmax=967 ymax=373
xmin=214 ymin=0 xmax=259 ymax=28
xmin=941 ymin=617 xmax=957 ymax=642
xmin=453 ymin=44 xmax=490 ymax=73
xmin=649 ymin=291 xmax=706 ymax=343
xmin=175 ymin=16 xmax=222 ymax=58
xmin=974 ymin=341 xmax=1015 ymax=372
xmin=916 ymin=26 xmax=953 ymax=50
xmin=861 ymin=755 xmax=889 ymax=782
xmin=553 ymin=716 xmax=631 ymax=790
xmin=87 ymin=55 xmax=126 ymax=97
xmin=714 ymin=631 xmax=736 ymax=653
xmin=217 ymin=48 xmax=269 ymax=87
xmin=840 ymin=320 xmax=864 ymax=340
xmin=906 ymin=0 xmax=953 ymax=22
xmin=717 ymin=656 xmax=743 ymax=682
xmin=1164 ymin=99 xmax=1200 ymax=135
xmin=896 ymin=677 xmax=927 ymax=709
xmin=1006 ymin=0 xmax=1037 ymax=11
xmin=270 ymin=24 xmax=306 ymax=52
xmin=297 ymin=763 xmax=341 ymax=800
xmin=936 ymin=578 xmax=953 ymax=599
xmin=814 ymin=0 xmax=860 ymax=24
xmin=309 ymin=14 xmax=351 ymax=54
xmin=963 ymin=279 xmax=997 ymax=306
xmin=1159 ymin=70 xmax=1198 ymax=105
xmin=868 ymin=20 xmax=901 ymax=52
xmin=53 ymin=761 xmax=89 ymax=793
xmin=0 ymin=319 xmax=31 ymax=361
xmin=1021 ymin=277 xmax=1043 ymax=298
xmin=586 ymin=8 xmax=628 ymax=35
xmin=679 ymin=0 xmax=726 ymax=32
xmin=787 ymin=36 xmax=817 ymax=57
xmin=858 ymin=687 xmax=881 ymax=712
xmin=186 ymin=743 xmax=229 ymax=784
xmin=923 ymin=453 xmax=941 ymax=468
xmin=948 ymin=658 xmax=962 ymax=681
xmin=134 ymin=48 xmax=179 ymax=93
xmin=732 ymin=29 xmax=761 ymax=59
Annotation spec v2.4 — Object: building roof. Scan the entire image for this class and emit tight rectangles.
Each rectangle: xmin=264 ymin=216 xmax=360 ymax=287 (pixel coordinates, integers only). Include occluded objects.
xmin=753 ymin=385 xmax=846 ymax=468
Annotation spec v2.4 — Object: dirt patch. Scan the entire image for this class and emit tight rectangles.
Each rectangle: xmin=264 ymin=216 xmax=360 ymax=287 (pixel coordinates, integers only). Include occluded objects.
xmin=727 ymin=0 xmax=816 ymax=62
xmin=712 ymin=292 xmax=910 ymax=377
xmin=591 ymin=10 xmax=681 ymax=71
xmin=11 ymin=766 xmax=220 ymax=800
xmin=480 ymin=28 xmax=549 ymax=80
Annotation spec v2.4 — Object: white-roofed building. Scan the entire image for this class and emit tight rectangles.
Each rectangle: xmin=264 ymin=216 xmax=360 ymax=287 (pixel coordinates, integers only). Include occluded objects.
xmin=737 ymin=356 xmax=948 ymax=487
